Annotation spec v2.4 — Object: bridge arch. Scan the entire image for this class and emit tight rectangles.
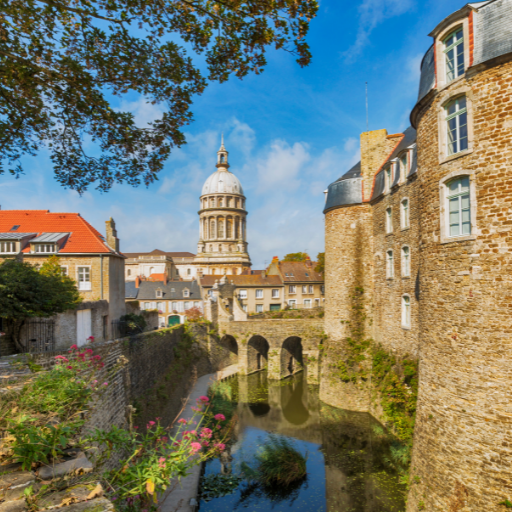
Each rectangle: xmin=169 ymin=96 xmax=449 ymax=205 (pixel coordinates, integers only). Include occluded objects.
xmin=213 ymin=334 xmax=238 ymax=368
xmin=247 ymin=335 xmax=269 ymax=374
xmin=281 ymin=336 xmax=303 ymax=378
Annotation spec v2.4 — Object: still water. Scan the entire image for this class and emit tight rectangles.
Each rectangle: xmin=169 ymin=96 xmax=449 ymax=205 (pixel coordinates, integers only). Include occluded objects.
xmin=198 ymin=371 xmax=406 ymax=511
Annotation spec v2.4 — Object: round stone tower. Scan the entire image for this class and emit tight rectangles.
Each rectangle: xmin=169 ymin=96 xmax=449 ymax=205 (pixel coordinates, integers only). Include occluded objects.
xmin=193 ymin=137 xmax=251 ymax=276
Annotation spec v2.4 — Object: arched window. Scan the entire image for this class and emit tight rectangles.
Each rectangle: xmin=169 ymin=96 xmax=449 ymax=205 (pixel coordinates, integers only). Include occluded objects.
xmin=149 ymin=267 xmax=154 ymax=275
xmin=386 ymin=207 xmax=393 ymax=233
xmin=210 ymin=219 xmax=215 ymax=239
xmin=218 ymin=197 xmax=223 ymax=207
xmin=234 ymin=218 xmax=239 ymax=239
xmin=385 ymin=166 xmax=392 ymax=192
xmin=446 ymin=176 xmax=471 ymax=237
xmin=127 ymin=269 xmax=131 ymax=276
xmin=401 ymin=199 xmax=409 ymax=229
xmin=401 ymin=246 xmax=410 ymax=277
xmin=220 ymin=154 xmax=225 ymax=163
xmin=402 ymin=295 xmax=411 ymax=328
xmin=217 ymin=218 xmax=224 ymax=238
xmin=212 ymin=268 xmax=216 ymax=275
xmin=227 ymin=218 xmax=233 ymax=238
xmin=386 ymin=250 xmax=394 ymax=279
xmin=210 ymin=198 xmax=215 ymax=208
xmin=399 ymin=153 xmax=408 ymax=180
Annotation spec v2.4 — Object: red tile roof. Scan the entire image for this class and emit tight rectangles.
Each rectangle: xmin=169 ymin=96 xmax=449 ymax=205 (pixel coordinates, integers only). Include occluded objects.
xmin=0 ymin=210 xmax=114 ymax=254
xmin=199 ymin=274 xmax=283 ymax=287
xmin=277 ymin=261 xmax=323 ymax=282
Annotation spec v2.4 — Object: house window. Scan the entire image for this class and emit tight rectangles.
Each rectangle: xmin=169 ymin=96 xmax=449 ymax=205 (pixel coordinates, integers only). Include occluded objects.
xmin=256 ymin=289 xmax=263 ymax=299
xmin=77 ymin=267 xmax=91 ymax=291
xmin=177 ymin=302 xmax=184 ymax=312
xmin=184 ymin=301 xmax=190 ymax=310
xmin=302 ymin=285 xmax=307 ymax=293
xmin=157 ymin=302 xmax=163 ymax=312
xmin=304 ymin=299 xmax=312 ymax=308
xmin=0 ymin=241 xmax=16 ymax=254
xmin=400 ymin=154 xmax=408 ymax=179
xmin=401 ymin=199 xmax=409 ymax=229
xmin=447 ymin=176 xmax=471 ymax=237
xmin=289 ymin=285 xmax=296 ymax=294
xmin=444 ymin=27 xmax=464 ymax=82
xmin=446 ymin=97 xmax=468 ymax=155
xmin=385 ymin=166 xmax=392 ymax=191
xmin=172 ymin=302 xmax=178 ymax=311
xmin=35 ymin=244 xmax=55 ymax=253
xmin=183 ymin=289 xmax=190 ymax=298
xmin=321 ymin=286 xmax=325 ymax=294
xmin=386 ymin=250 xmax=394 ymax=279
xmin=271 ymin=289 xmax=280 ymax=299
xmin=127 ymin=269 xmax=131 ymax=276
xmin=145 ymin=302 xmax=150 ymax=310
xmin=156 ymin=289 xmax=163 ymax=298
xmin=308 ymin=285 xmax=313 ymax=294
xmin=239 ymin=289 xmax=247 ymax=299
xmin=402 ymin=247 xmax=410 ymax=277
xmin=242 ymin=304 xmax=248 ymax=312
xmin=61 ymin=266 xmax=68 ymax=276
xmin=194 ymin=301 xmax=200 ymax=308
xmin=288 ymin=299 xmax=296 ymax=308
xmin=187 ymin=269 xmax=191 ymax=276
xmin=402 ymin=295 xmax=411 ymax=328
xmin=256 ymin=304 xmax=263 ymax=313
xmin=386 ymin=208 xmax=393 ymax=233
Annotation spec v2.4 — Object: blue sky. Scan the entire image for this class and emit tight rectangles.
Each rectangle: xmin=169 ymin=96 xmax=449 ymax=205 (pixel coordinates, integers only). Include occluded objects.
xmin=0 ymin=0 xmax=464 ymax=268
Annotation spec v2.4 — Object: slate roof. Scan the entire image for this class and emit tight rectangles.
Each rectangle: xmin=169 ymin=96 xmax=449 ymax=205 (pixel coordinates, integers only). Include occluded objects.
xmin=127 ymin=280 xmax=202 ymax=300
xmin=199 ymin=274 xmax=283 ymax=288
xmin=336 ymin=161 xmax=361 ymax=182
xmin=0 ymin=210 xmax=116 ymax=254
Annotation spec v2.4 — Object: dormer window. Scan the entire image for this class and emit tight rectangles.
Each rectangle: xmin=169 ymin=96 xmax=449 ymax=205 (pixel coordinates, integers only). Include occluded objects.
xmin=156 ymin=289 xmax=163 ymax=298
xmin=183 ymin=289 xmax=190 ymax=298
xmin=10 ymin=225 xmax=19 ymax=231
xmin=35 ymin=244 xmax=56 ymax=253
xmin=399 ymin=154 xmax=408 ymax=179
xmin=0 ymin=241 xmax=16 ymax=254
xmin=385 ymin=166 xmax=392 ymax=191
xmin=444 ymin=28 xmax=464 ymax=82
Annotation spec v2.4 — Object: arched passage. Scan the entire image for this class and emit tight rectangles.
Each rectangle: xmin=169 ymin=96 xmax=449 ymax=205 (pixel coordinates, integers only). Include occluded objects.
xmin=281 ymin=336 xmax=303 ymax=378
xmin=214 ymin=334 xmax=238 ymax=368
xmin=247 ymin=335 xmax=269 ymax=374
xmin=281 ymin=373 xmax=309 ymax=425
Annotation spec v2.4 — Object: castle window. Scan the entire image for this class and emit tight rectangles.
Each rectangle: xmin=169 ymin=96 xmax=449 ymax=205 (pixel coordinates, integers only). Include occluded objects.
xmin=402 ymin=295 xmax=411 ymax=328
xmin=447 ymin=176 xmax=471 ymax=237
xmin=402 ymin=246 xmax=410 ymax=277
xmin=386 ymin=250 xmax=394 ymax=279
xmin=386 ymin=208 xmax=393 ymax=233
xmin=446 ymin=97 xmax=468 ymax=155
xmin=256 ymin=289 xmax=263 ymax=299
xmin=444 ymin=28 xmax=464 ymax=82
xmin=401 ymin=199 xmax=409 ymax=229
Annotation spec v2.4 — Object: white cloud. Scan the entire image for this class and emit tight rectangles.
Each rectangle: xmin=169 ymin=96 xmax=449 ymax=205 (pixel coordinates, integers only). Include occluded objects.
xmin=117 ymin=97 xmax=165 ymax=127
xmin=406 ymin=52 xmax=424 ymax=83
xmin=342 ymin=0 xmax=415 ymax=61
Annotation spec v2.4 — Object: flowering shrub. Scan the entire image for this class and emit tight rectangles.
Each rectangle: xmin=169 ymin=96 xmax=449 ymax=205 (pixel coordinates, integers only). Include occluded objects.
xmin=184 ymin=306 xmax=204 ymax=322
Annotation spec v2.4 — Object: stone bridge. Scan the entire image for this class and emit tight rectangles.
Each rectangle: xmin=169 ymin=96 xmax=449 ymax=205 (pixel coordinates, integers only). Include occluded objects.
xmin=210 ymin=317 xmax=324 ymax=382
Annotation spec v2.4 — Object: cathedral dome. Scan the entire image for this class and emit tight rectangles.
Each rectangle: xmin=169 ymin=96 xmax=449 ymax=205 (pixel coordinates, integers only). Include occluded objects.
xmin=201 ymin=170 xmax=244 ymax=196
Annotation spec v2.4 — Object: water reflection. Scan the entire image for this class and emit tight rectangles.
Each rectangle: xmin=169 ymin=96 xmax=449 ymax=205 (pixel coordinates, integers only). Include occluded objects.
xmin=199 ymin=371 xmax=406 ymax=512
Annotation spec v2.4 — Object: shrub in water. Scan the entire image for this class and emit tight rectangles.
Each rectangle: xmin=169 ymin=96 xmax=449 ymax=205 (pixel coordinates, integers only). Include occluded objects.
xmin=255 ymin=436 xmax=307 ymax=486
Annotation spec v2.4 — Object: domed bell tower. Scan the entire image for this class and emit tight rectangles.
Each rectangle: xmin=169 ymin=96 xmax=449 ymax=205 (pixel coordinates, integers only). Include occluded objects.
xmin=193 ymin=136 xmax=251 ymax=276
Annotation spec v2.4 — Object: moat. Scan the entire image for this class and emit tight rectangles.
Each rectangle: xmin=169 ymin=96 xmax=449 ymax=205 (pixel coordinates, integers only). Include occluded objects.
xmin=198 ymin=371 xmax=406 ymax=511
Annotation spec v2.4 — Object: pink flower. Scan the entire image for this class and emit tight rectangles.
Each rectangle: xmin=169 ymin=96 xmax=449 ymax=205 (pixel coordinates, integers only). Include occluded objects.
xmin=178 ymin=418 xmax=187 ymax=424
xmin=55 ymin=355 xmax=69 ymax=362
xmin=190 ymin=442 xmax=202 ymax=453
xmin=134 ymin=426 xmax=139 ymax=429
xmin=191 ymin=406 xmax=201 ymax=412
xmin=69 ymin=344 xmax=78 ymax=350
xmin=214 ymin=443 xmax=226 ymax=451
xmin=158 ymin=457 xmax=166 ymax=468
xmin=202 ymin=441 xmax=209 ymax=447
xmin=214 ymin=414 xmax=226 ymax=421
xmin=103 ymin=382 xmax=108 ymax=386
xmin=198 ymin=396 xmax=209 ymax=403
xmin=156 ymin=417 xmax=161 ymax=421
xmin=86 ymin=349 xmax=93 ymax=355
xmin=67 ymin=365 xmax=73 ymax=370
xmin=200 ymin=427 xmax=212 ymax=439
xmin=216 ymin=425 xmax=222 ymax=430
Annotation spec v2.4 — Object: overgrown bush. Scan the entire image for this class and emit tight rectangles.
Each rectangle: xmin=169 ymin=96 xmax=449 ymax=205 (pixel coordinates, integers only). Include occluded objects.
xmin=120 ymin=313 xmax=147 ymax=334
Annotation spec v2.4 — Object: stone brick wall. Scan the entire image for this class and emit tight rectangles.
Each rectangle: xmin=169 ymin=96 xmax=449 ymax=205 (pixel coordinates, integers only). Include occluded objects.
xmin=407 ymin=57 xmax=512 ymax=512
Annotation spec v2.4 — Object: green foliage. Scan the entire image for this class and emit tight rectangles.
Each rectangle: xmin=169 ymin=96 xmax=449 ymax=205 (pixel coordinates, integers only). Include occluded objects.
xmin=120 ymin=313 xmax=147 ymax=334
xmin=282 ymin=252 xmax=309 ymax=262
xmin=500 ymin=499 xmax=512 ymax=508
xmin=1 ymin=0 xmax=318 ymax=192
xmin=200 ymin=474 xmax=242 ymax=502
xmin=314 ymin=252 xmax=325 ymax=274
xmin=254 ymin=436 xmax=307 ymax=486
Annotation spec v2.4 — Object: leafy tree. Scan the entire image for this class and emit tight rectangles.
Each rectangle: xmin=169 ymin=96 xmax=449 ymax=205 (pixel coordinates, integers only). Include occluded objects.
xmin=314 ymin=252 xmax=324 ymax=274
xmin=282 ymin=252 xmax=309 ymax=262
xmin=1 ymin=0 xmax=318 ymax=192
xmin=0 ymin=256 xmax=81 ymax=351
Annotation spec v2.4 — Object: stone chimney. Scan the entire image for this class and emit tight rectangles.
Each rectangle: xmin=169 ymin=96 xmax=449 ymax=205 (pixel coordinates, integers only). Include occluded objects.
xmin=135 ymin=276 xmax=141 ymax=288
xmin=360 ymin=129 xmax=398 ymax=201
xmin=163 ymin=272 xmax=168 ymax=285
xmin=105 ymin=217 xmax=120 ymax=252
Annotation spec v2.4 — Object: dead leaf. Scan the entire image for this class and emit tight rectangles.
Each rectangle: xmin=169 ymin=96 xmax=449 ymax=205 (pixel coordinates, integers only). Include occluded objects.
xmin=60 ymin=497 xmax=78 ymax=507
xmin=86 ymin=484 xmax=103 ymax=500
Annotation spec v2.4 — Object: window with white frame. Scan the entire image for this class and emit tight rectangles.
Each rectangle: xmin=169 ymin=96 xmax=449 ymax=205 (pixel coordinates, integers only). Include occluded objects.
xmin=289 ymin=285 xmax=296 ymax=294
xmin=183 ymin=289 xmax=190 ymax=298
xmin=157 ymin=302 xmax=163 ymax=312
xmin=242 ymin=305 xmax=247 ymax=312
xmin=386 ymin=208 xmax=393 ymax=233
xmin=302 ymin=285 xmax=307 ymax=294
xmin=184 ymin=301 xmax=190 ymax=310
xmin=0 ymin=241 xmax=16 ymax=254
xmin=35 ymin=244 xmax=55 ymax=253
xmin=256 ymin=289 xmax=263 ymax=299
xmin=172 ymin=302 xmax=178 ymax=311
xmin=304 ymin=299 xmax=312 ymax=308
xmin=386 ymin=250 xmax=394 ymax=279
xmin=400 ymin=153 xmax=408 ymax=180
xmin=156 ymin=289 xmax=163 ymax=298
xmin=444 ymin=27 xmax=464 ymax=82
xmin=60 ymin=266 xmax=68 ymax=276
xmin=402 ymin=246 xmax=410 ymax=277
xmin=308 ymin=285 xmax=313 ymax=294
xmin=446 ymin=97 xmax=468 ymax=155
xmin=177 ymin=302 xmax=184 ymax=312
xmin=272 ymin=289 xmax=280 ymax=298
xmin=385 ymin=166 xmax=392 ymax=191
xmin=239 ymin=289 xmax=247 ymax=299
xmin=144 ymin=302 xmax=150 ymax=309
xmin=256 ymin=304 xmax=263 ymax=313
xmin=77 ymin=267 xmax=91 ymax=290
xmin=194 ymin=301 xmax=200 ymax=308
xmin=288 ymin=299 xmax=296 ymax=308
xmin=400 ymin=199 xmax=409 ymax=229
xmin=402 ymin=295 xmax=411 ymax=328
xmin=446 ymin=176 xmax=471 ymax=237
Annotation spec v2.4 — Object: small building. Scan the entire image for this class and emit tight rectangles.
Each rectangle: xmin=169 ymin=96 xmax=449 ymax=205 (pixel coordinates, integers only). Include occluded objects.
xmin=126 ymin=278 xmax=203 ymax=327
xmin=124 ymin=249 xmax=198 ymax=281
xmin=0 ymin=210 xmax=125 ymax=352
xmin=199 ymin=274 xmax=284 ymax=314
xmin=266 ymin=257 xmax=324 ymax=308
